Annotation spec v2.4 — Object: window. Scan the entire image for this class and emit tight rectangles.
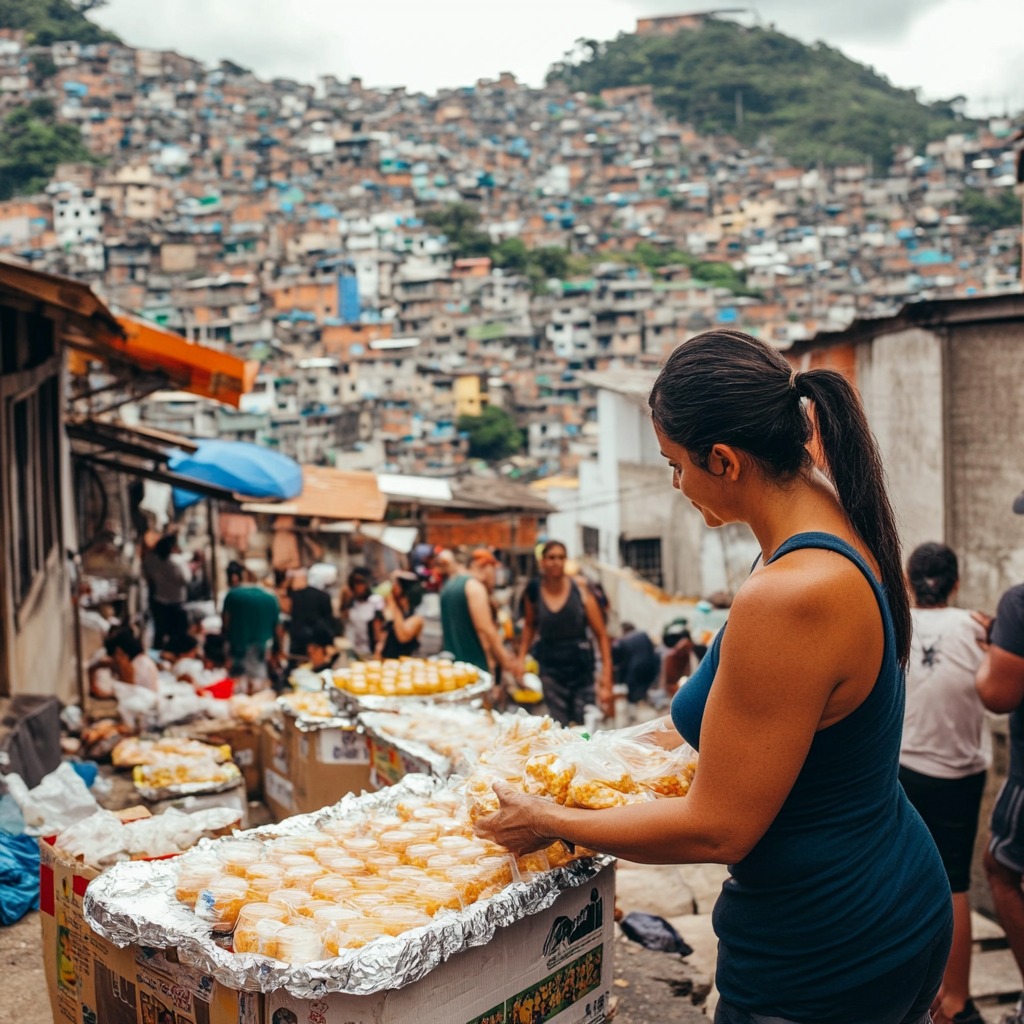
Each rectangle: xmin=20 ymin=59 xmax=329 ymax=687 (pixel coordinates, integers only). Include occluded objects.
xmin=582 ymin=526 xmax=600 ymax=558
xmin=621 ymin=537 xmax=663 ymax=588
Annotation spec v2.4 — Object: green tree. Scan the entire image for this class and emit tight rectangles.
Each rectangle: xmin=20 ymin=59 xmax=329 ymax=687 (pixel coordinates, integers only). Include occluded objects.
xmin=550 ymin=19 xmax=970 ymax=170
xmin=960 ymin=188 xmax=1021 ymax=233
xmin=422 ymin=202 xmax=491 ymax=258
xmin=491 ymin=237 xmax=529 ymax=272
xmin=0 ymin=101 xmax=94 ymax=199
xmin=457 ymin=406 xmax=524 ymax=462
xmin=0 ymin=0 xmax=120 ymax=43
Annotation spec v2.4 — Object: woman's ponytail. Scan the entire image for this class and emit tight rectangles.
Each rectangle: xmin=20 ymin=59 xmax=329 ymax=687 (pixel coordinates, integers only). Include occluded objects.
xmin=796 ymin=369 xmax=911 ymax=667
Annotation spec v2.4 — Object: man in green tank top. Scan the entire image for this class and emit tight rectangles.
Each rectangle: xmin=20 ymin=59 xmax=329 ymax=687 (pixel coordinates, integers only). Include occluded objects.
xmin=440 ymin=549 xmax=520 ymax=685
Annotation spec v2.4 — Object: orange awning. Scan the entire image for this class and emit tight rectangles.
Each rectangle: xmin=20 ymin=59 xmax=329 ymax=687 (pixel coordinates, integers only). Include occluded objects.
xmin=0 ymin=259 xmax=256 ymax=408
xmin=241 ymin=465 xmax=387 ymax=522
xmin=68 ymin=313 xmax=257 ymax=409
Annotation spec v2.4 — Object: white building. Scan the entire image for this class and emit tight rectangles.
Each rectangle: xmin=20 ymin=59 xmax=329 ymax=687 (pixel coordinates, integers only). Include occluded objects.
xmin=567 ymin=370 xmax=758 ymax=599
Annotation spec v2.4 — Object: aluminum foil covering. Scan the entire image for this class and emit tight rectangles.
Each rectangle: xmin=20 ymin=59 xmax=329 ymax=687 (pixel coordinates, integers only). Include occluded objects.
xmin=278 ymin=695 xmax=362 ymax=734
xmin=357 ymin=711 xmax=454 ymax=777
xmin=133 ymin=767 xmax=244 ymax=802
xmin=328 ymin=670 xmax=493 ymax=715
xmin=84 ymin=773 xmax=612 ymax=998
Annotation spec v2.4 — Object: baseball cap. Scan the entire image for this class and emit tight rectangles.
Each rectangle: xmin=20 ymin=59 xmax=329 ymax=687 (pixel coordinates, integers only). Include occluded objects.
xmin=470 ymin=548 xmax=499 ymax=567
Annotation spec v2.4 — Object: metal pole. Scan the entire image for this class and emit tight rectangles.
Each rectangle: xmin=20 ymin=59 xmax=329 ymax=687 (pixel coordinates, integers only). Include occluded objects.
xmin=207 ymin=499 xmax=219 ymax=607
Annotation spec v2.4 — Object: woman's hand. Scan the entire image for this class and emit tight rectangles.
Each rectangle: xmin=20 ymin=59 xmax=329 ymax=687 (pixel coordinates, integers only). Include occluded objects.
xmin=474 ymin=782 xmax=557 ymax=856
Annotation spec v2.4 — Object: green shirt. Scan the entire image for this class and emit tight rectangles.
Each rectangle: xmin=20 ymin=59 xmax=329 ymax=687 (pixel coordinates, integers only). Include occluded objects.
xmin=222 ymin=585 xmax=280 ymax=655
xmin=440 ymin=574 xmax=489 ymax=672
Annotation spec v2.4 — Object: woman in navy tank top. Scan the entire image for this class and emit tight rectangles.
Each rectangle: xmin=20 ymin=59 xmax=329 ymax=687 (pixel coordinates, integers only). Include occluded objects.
xmin=477 ymin=329 xmax=952 ymax=1024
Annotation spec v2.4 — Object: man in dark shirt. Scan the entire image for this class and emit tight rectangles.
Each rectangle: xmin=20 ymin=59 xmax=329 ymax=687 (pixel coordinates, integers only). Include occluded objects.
xmin=977 ymin=505 xmax=1024 ymax=1024
xmin=284 ymin=568 xmax=335 ymax=663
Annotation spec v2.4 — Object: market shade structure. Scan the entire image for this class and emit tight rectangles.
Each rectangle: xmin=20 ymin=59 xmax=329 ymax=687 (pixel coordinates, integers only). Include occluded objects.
xmin=67 ymin=313 xmax=258 ymax=408
xmin=0 ymin=259 xmax=256 ymax=408
xmin=241 ymin=465 xmax=388 ymax=522
xmin=170 ymin=440 xmax=303 ymax=510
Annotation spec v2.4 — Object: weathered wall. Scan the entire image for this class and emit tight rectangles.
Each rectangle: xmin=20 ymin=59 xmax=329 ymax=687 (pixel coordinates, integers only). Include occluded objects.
xmin=946 ymin=321 xmax=1024 ymax=611
xmin=856 ymin=327 xmax=946 ymax=557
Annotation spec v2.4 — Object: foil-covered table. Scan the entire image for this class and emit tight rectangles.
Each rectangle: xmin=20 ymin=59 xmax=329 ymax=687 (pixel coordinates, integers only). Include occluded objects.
xmin=84 ymin=773 xmax=611 ymax=998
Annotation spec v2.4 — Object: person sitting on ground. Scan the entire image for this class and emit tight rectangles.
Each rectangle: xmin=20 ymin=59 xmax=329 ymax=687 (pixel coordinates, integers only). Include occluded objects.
xmin=376 ymin=570 xmax=426 ymax=659
xmin=162 ymin=633 xmax=204 ymax=684
xmin=612 ymin=622 xmax=661 ymax=712
xmin=100 ymin=628 xmax=160 ymax=693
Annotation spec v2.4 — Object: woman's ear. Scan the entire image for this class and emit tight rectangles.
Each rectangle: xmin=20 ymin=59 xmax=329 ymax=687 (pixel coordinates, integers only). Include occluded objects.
xmin=709 ymin=443 xmax=743 ymax=481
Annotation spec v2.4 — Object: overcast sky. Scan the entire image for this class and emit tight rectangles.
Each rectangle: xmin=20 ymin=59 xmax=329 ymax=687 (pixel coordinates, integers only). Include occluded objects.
xmin=93 ymin=0 xmax=1023 ymax=117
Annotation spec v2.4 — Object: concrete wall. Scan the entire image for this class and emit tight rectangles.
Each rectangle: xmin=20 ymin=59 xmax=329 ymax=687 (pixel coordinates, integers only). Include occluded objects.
xmin=856 ymin=327 xmax=946 ymax=555
xmin=8 ymin=553 xmax=76 ymax=703
xmin=946 ymin=322 xmax=1024 ymax=611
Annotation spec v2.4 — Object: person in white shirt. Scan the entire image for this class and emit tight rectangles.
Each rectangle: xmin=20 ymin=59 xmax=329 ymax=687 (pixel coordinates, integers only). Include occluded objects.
xmin=339 ymin=567 xmax=383 ymax=658
xmin=103 ymin=628 xmax=161 ymax=693
xmin=900 ymin=542 xmax=988 ymax=1024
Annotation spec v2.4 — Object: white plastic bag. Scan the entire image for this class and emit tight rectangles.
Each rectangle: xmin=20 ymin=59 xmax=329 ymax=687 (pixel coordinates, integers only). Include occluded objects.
xmin=5 ymin=762 xmax=100 ymax=835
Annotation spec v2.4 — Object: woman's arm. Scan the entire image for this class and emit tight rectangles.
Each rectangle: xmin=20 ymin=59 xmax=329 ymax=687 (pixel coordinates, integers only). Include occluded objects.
xmin=477 ymin=560 xmax=876 ymax=864
xmin=518 ymin=594 xmax=536 ymax=665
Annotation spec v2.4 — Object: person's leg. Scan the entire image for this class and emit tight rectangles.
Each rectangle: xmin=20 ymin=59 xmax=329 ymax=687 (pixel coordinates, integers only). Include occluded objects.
xmin=985 ymin=849 xmax=1024 ymax=977
xmin=899 ymin=767 xmax=985 ymax=1020
xmin=540 ymin=671 xmax=571 ymax=727
xmin=986 ymin=777 xmax=1024 ymax=990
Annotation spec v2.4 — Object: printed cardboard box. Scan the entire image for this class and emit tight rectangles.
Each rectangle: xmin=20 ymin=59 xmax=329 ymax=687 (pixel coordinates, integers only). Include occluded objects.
xmin=263 ymin=717 xmax=371 ymax=820
xmin=366 ymin=732 xmax=437 ymax=789
xmin=265 ymin=863 xmax=614 ymax=1024
xmin=41 ymin=832 xmax=256 ymax=1024
xmin=189 ymin=721 xmax=263 ymax=801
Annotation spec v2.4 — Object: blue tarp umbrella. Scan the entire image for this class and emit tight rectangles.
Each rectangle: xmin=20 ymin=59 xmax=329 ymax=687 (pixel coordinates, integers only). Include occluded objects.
xmin=169 ymin=440 xmax=303 ymax=510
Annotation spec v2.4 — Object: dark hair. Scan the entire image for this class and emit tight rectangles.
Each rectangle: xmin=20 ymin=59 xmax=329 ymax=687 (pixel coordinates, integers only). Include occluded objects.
xmin=164 ymin=632 xmax=198 ymax=656
xmin=227 ymin=560 xmax=245 ymax=586
xmin=203 ymin=633 xmax=227 ymax=667
xmin=105 ymin=628 xmax=143 ymax=660
xmin=347 ymin=567 xmax=372 ymax=589
xmin=540 ymin=540 xmax=567 ymax=558
xmin=649 ymin=329 xmax=911 ymax=667
xmin=307 ymin=623 xmax=336 ymax=649
xmin=393 ymin=572 xmax=424 ymax=612
xmin=154 ymin=533 xmax=178 ymax=560
xmin=907 ymin=542 xmax=959 ymax=608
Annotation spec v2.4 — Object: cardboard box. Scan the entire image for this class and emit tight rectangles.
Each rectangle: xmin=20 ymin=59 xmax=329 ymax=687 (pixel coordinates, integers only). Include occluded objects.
xmin=189 ymin=721 xmax=263 ymax=801
xmin=262 ymin=717 xmax=371 ymax=820
xmin=366 ymin=732 xmax=437 ymax=790
xmin=40 ymin=834 xmax=257 ymax=1024
xmin=265 ymin=864 xmax=614 ymax=1024
xmin=145 ymin=782 xmax=249 ymax=830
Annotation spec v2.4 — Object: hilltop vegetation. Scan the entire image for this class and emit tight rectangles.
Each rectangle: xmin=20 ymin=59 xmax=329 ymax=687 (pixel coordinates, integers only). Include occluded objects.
xmin=550 ymin=20 xmax=970 ymax=170
xmin=0 ymin=0 xmax=119 ymax=45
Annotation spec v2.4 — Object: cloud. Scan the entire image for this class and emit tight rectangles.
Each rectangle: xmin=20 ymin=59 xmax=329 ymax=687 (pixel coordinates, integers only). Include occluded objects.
xmin=93 ymin=0 xmax=1022 ymax=113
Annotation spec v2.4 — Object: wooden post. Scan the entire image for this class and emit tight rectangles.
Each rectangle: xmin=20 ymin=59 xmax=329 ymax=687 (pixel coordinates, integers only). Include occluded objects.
xmin=207 ymin=498 xmax=219 ymax=607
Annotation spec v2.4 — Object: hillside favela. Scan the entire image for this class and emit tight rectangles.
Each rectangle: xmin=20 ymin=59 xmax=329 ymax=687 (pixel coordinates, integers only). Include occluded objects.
xmin=1 ymin=1 xmax=1024 ymax=1023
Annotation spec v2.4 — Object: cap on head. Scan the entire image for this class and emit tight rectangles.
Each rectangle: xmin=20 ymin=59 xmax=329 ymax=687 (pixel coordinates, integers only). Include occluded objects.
xmin=471 ymin=548 xmax=499 ymax=567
